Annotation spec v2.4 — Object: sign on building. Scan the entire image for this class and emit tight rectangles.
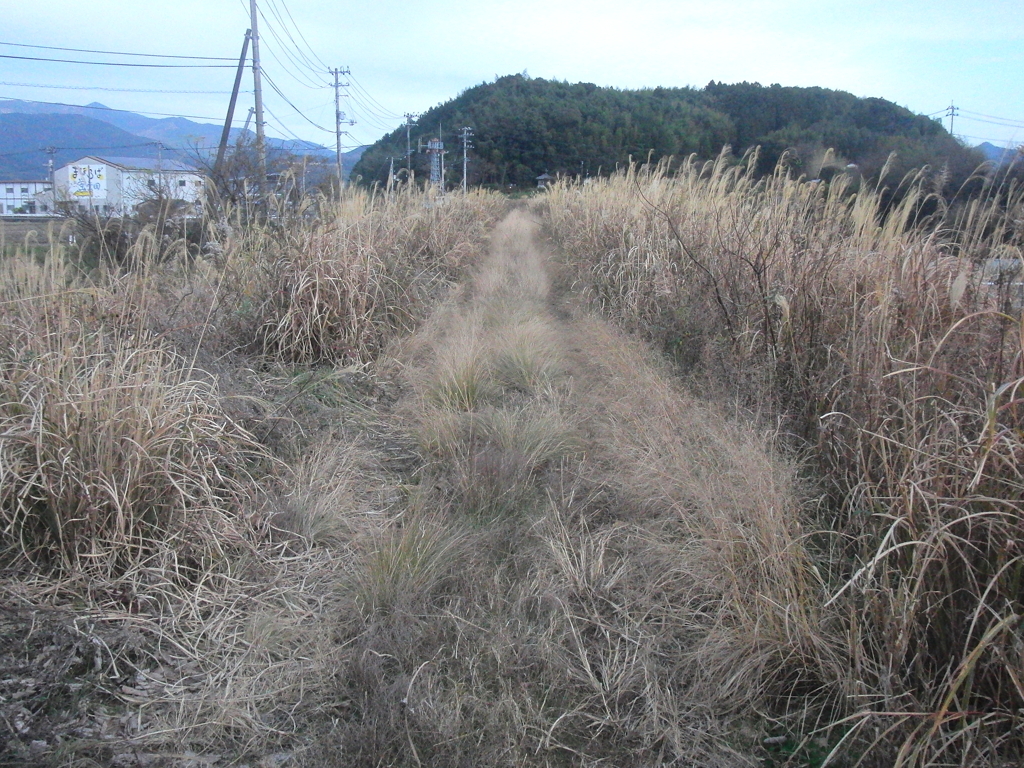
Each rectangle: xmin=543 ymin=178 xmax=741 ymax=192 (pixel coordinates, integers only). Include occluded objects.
xmin=68 ymin=164 xmax=107 ymax=199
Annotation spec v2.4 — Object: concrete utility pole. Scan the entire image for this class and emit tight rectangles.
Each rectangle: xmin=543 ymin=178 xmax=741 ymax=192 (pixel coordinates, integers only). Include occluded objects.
xmin=404 ymin=113 xmax=418 ymax=175
xmin=459 ymin=126 xmax=473 ymax=193
xmin=332 ymin=67 xmax=353 ymax=191
xmin=249 ymin=0 xmax=267 ymax=183
xmin=216 ymin=29 xmax=252 ymax=178
xmin=946 ymin=102 xmax=958 ymax=135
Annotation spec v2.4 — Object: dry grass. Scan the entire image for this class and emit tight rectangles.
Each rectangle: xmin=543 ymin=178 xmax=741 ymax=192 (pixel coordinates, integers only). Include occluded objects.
xmin=0 ymin=254 xmax=270 ymax=580
xmin=544 ymin=154 xmax=1024 ymax=764
xmin=305 ymin=209 xmax=834 ymax=767
xmin=8 ymin=158 xmax=1022 ymax=767
xmin=0 ymin=187 xmax=506 ymax=765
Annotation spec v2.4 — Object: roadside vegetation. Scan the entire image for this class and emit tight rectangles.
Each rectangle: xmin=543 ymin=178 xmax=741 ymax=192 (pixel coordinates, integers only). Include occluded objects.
xmin=545 ymin=150 xmax=1024 ymax=765
xmin=1 ymin=147 xmax=1022 ymax=768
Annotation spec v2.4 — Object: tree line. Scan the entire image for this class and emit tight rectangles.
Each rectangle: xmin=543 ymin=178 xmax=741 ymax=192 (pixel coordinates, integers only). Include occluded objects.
xmin=352 ymin=75 xmax=985 ymax=193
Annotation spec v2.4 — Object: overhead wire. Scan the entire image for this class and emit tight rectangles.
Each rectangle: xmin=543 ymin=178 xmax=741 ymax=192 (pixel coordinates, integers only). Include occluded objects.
xmin=344 ymin=88 xmax=400 ymax=126
xmin=0 ymin=96 xmax=223 ymax=122
xmin=259 ymin=30 xmax=329 ymax=89
xmin=959 ymin=115 xmax=1024 ymax=130
xmin=959 ymin=109 xmax=1024 ymax=127
xmin=348 ymin=74 xmax=402 ymax=119
xmin=0 ymin=81 xmax=246 ymax=94
xmin=0 ymin=53 xmax=235 ymax=69
xmin=250 ymin=0 xmax=330 ymax=89
xmin=0 ymin=141 xmax=168 ymax=159
xmin=0 ymin=40 xmax=235 ymax=61
xmin=234 ymin=0 xmax=320 ymax=89
xmin=262 ymin=72 xmax=334 ymax=133
xmin=958 ymin=134 xmax=1023 ymax=145
xmin=270 ymin=0 xmax=331 ymax=71
xmin=262 ymin=105 xmax=322 ymax=146
xmin=262 ymin=0 xmax=326 ymax=75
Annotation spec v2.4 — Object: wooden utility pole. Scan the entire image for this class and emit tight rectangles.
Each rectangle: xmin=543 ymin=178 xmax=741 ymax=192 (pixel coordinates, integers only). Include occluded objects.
xmin=215 ymin=29 xmax=252 ymax=178
xmin=249 ymin=0 xmax=267 ymax=183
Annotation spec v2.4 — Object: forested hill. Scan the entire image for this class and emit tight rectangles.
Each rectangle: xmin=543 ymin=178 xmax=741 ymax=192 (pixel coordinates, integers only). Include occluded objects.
xmin=352 ymin=75 xmax=981 ymax=189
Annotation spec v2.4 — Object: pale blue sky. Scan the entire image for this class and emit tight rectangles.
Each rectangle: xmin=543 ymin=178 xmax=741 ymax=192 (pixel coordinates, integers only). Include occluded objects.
xmin=3 ymin=0 xmax=1022 ymax=150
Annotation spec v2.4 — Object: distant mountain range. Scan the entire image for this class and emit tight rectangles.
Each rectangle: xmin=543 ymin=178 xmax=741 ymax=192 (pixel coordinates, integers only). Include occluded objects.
xmin=977 ymin=141 xmax=1022 ymax=166
xmin=0 ymin=99 xmax=366 ymax=179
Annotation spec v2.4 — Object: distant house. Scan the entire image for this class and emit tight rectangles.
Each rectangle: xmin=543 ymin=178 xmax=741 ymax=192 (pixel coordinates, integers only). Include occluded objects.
xmin=0 ymin=179 xmax=53 ymax=215
xmin=52 ymin=156 xmax=205 ymax=217
xmin=536 ymin=173 xmax=554 ymax=189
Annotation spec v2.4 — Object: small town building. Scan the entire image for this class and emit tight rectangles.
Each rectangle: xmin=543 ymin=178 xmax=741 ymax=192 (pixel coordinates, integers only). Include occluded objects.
xmin=52 ymin=156 xmax=205 ymax=217
xmin=0 ymin=180 xmax=53 ymax=215
xmin=536 ymin=173 xmax=554 ymax=189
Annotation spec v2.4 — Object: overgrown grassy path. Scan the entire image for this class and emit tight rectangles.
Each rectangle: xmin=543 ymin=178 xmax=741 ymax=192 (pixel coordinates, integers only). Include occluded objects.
xmin=0 ymin=207 xmax=835 ymax=768
xmin=308 ymin=209 xmax=836 ymax=766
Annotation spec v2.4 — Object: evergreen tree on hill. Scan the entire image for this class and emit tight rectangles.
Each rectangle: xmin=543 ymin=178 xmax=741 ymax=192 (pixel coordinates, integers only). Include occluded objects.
xmin=352 ymin=75 xmax=983 ymax=193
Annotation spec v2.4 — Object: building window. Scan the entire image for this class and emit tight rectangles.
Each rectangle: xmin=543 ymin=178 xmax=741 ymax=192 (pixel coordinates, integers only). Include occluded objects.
xmin=178 ymin=179 xmax=186 ymax=187
xmin=147 ymin=179 xmax=156 ymax=189
xmin=20 ymin=187 xmax=28 ymax=193
xmin=4 ymin=187 xmax=12 ymax=194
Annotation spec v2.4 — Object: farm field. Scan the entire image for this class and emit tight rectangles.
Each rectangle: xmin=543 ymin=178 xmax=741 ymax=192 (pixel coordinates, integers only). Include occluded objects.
xmin=1 ymin=155 xmax=1023 ymax=767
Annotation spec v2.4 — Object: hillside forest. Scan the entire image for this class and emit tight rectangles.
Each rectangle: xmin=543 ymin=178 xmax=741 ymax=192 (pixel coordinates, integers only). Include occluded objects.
xmin=353 ymin=75 xmax=984 ymax=191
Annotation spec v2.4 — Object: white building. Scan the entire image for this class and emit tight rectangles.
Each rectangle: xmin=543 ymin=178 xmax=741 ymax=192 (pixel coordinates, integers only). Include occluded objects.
xmin=0 ymin=179 xmax=53 ymax=215
xmin=53 ymin=156 xmax=205 ymax=217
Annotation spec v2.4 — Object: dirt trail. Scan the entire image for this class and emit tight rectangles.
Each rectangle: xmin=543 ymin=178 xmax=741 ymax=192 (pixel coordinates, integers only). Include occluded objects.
xmin=0 ymin=210 xmax=830 ymax=768
xmin=315 ymin=208 xmax=830 ymax=766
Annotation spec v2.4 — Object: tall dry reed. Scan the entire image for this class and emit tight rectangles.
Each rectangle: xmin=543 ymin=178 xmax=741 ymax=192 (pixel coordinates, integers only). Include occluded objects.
xmin=544 ymin=153 xmax=1024 ymax=764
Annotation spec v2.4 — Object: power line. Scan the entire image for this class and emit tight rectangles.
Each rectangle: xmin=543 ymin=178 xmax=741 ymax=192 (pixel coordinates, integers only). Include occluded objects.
xmin=251 ymin=1 xmax=329 ymax=89
xmin=958 ymin=134 xmax=1023 ymax=145
xmin=348 ymin=74 xmax=402 ymax=120
xmin=959 ymin=115 xmax=1024 ymax=130
xmin=344 ymin=88 xmax=402 ymax=130
xmin=0 ymin=142 xmax=163 ymax=159
xmin=0 ymin=81 xmax=247 ymax=95
xmin=263 ymin=0 xmax=325 ymax=75
xmin=960 ymin=108 xmax=1024 ymax=127
xmin=0 ymin=53 xmax=236 ymax=69
xmin=268 ymin=0 xmax=330 ymax=71
xmin=0 ymin=40 xmax=236 ymax=61
xmin=0 ymin=96 xmax=223 ymax=122
xmin=262 ymin=72 xmax=334 ymax=133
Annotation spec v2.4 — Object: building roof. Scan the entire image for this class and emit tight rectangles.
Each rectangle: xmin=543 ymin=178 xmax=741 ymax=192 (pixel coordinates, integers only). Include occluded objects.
xmin=69 ymin=156 xmax=200 ymax=174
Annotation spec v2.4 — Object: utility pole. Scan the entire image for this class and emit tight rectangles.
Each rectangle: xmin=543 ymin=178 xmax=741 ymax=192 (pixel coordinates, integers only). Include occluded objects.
xmin=249 ymin=0 xmax=267 ymax=184
xmin=215 ymin=29 xmax=252 ymax=178
xmin=332 ymin=67 xmax=353 ymax=192
xmin=45 ymin=146 xmax=57 ymax=207
xmin=459 ymin=126 xmax=473 ymax=193
xmin=403 ymin=113 xmax=418 ymax=175
xmin=946 ymin=102 xmax=958 ymax=136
